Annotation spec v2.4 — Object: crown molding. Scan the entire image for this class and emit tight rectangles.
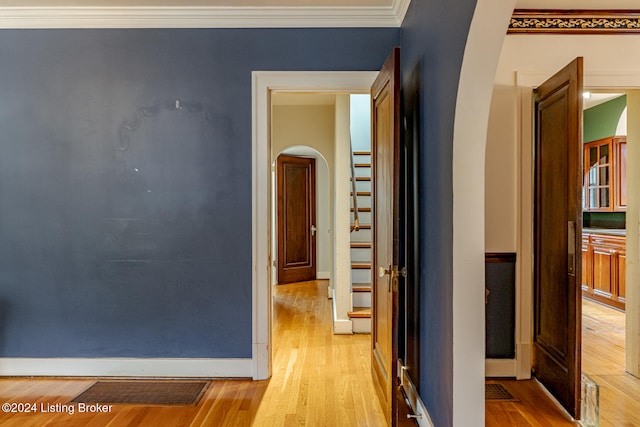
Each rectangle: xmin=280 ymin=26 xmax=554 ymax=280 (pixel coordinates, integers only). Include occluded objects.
xmin=509 ymin=9 xmax=640 ymax=34
xmin=0 ymin=1 xmax=411 ymax=29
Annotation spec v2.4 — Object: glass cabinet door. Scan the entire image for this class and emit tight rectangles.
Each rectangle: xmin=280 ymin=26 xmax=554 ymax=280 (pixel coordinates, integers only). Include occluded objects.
xmin=583 ymin=138 xmax=613 ymax=211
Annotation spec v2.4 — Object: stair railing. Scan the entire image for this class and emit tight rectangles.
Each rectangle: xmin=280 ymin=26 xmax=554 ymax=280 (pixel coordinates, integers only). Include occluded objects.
xmin=350 ymin=137 xmax=360 ymax=232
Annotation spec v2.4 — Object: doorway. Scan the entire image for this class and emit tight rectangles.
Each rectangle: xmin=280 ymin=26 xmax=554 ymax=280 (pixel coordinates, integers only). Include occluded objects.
xmin=486 ymin=44 xmax=640 ymax=424
xmin=251 ymin=71 xmax=377 ymax=380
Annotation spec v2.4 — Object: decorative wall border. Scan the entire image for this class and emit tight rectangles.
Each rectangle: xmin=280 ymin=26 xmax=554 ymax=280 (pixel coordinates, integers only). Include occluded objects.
xmin=509 ymin=9 xmax=640 ymax=34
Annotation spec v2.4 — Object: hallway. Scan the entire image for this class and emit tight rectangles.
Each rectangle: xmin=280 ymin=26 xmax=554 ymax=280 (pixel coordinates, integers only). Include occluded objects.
xmin=254 ymin=280 xmax=385 ymax=425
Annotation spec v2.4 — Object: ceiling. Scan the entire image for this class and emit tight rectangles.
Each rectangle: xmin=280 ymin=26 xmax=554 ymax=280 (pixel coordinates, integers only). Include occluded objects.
xmin=0 ymin=0 xmax=392 ymax=5
xmin=2 ymin=0 xmax=637 ymax=9
xmin=0 ymin=0 xmax=637 ymax=28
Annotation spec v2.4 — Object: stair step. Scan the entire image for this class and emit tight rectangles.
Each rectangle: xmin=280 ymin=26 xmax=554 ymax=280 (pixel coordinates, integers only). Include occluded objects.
xmin=348 ymin=307 xmax=371 ymax=319
xmin=352 ymin=263 xmax=372 ymax=270
xmin=353 ymin=283 xmax=372 ymax=292
xmin=354 ymin=163 xmax=371 ymax=168
xmin=350 ymin=207 xmax=371 ymax=212
xmin=351 ymin=242 xmax=372 ymax=249
xmin=351 ymin=191 xmax=371 ymax=197
xmin=353 ymin=151 xmax=371 ymax=156
xmin=351 ymin=176 xmax=371 ymax=182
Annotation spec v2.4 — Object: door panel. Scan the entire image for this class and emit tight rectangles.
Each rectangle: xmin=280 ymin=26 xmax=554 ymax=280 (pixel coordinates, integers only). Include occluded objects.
xmin=277 ymin=155 xmax=316 ymax=284
xmin=371 ymin=47 xmax=401 ymax=426
xmin=533 ymin=57 xmax=583 ymax=419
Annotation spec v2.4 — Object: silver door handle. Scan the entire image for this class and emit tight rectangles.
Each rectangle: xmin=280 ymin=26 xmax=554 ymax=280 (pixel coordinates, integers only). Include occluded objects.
xmin=311 ymin=225 xmax=317 ymax=236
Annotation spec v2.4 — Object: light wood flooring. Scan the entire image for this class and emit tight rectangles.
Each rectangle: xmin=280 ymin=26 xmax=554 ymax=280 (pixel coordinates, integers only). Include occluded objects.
xmin=0 ymin=280 xmax=386 ymax=426
xmin=3 ymin=285 xmax=639 ymax=426
xmin=487 ymin=298 xmax=640 ymax=427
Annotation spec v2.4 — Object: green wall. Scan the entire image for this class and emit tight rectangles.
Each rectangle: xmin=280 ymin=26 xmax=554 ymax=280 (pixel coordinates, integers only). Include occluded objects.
xmin=584 ymin=95 xmax=627 ymax=143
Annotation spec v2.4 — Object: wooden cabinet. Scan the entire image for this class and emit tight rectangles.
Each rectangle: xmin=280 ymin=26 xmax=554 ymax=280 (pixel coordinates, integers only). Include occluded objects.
xmin=582 ymin=232 xmax=626 ymax=311
xmin=583 ymin=136 xmax=626 ymax=212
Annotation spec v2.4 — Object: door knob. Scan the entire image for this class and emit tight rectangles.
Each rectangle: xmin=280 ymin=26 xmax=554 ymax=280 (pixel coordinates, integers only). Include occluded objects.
xmin=311 ymin=225 xmax=317 ymax=236
xmin=378 ymin=265 xmax=391 ymax=278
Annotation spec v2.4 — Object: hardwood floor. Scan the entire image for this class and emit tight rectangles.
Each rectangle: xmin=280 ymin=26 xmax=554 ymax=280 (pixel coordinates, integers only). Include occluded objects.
xmin=4 ymin=285 xmax=639 ymax=426
xmin=582 ymin=299 xmax=640 ymax=427
xmin=487 ymin=299 xmax=640 ymax=427
xmin=0 ymin=280 xmax=386 ymax=426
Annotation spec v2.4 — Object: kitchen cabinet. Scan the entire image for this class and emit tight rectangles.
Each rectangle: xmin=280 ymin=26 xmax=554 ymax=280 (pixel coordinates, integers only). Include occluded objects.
xmin=582 ymin=232 xmax=625 ymax=311
xmin=583 ymin=136 xmax=626 ymax=212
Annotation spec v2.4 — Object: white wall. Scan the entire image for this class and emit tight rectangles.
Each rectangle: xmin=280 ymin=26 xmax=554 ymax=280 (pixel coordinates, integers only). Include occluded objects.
xmin=487 ymin=34 xmax=640 ymax=377
xmin=350 ymin=94 xmax=371 ymax=151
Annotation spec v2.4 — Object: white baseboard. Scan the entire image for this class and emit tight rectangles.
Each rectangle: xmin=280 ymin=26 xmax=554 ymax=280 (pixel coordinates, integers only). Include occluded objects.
xmin=485 ymin=358 xmax=517 ymax=377
xmin=515 ymin=342 xmax=532 ymax=380
xmin=331 ymin=288 xmax=353 ymax=334
xmin=317 ymin=271 xmax=330 ymax=280
xmin=333 ymin=319 xmax=353 ymax=334
xmin=0 ymin=358 xmax=252 ymax=378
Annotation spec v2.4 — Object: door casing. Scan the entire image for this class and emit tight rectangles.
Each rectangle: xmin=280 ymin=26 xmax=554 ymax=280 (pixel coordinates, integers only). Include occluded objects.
xmin=252 ymin=71 xmax=378 ymax=380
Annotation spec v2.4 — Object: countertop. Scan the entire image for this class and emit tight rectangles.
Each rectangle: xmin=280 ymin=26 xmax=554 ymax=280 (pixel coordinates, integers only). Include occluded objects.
xmin=583 ymin=227 xmax=626 ymax=236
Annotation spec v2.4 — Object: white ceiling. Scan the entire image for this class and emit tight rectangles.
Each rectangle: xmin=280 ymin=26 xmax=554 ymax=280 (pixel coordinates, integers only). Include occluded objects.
xmin=0 ymin=0 xmax=637 ymax=29
xmin=584 ymin=93 xmax=625 ymax=110
xmin=272 ymin=93 xmax=336 ymax=106
xmin=2 ymin=0 xmax=636 ymax=9
xmin=0 ymin=0 xmax=392 ymax=5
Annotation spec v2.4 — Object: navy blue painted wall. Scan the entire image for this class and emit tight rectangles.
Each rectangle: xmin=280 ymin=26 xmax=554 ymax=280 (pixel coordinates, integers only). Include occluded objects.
xmin=400 ymin=0 xmax=477 ymax=425
xmin=0 ymin=28 xmax=399 ymax=358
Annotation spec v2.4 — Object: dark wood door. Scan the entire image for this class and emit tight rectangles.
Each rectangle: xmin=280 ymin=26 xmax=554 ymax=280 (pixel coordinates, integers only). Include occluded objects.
xmin=276 ymin=155 xmax=317 ymax=284
xmin=533 ymin=57 xmax=583 ymax=419
xmin=371 ymin=47 xmax=402 ymax=426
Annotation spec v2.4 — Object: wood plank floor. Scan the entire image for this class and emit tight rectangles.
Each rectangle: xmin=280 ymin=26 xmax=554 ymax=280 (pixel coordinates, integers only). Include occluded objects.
xmin=4 ymin=285 xmax=639 ymax=426
xmin=487 ymin=298 xmax=640 ymax=427
xmin=0 ymin=280 xmax=386 ymax=426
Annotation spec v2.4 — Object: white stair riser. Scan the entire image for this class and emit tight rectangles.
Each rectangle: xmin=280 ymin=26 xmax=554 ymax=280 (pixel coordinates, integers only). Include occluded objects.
xmin=353 ymin=154 xmax=371 ymax=163
xmin=355 ymin=180 xmax=372 ymax=192
xmin=350 ymin=228 xmax=372 ymax=242
xmin=353 ymin=291 xmax=371 ymax=307
xmin=350 ymin=247 xmax=371 ymax=263
xmin=351 ymin=211 xmax=371 ymax=225
xmin=353 ymin=167 xmax=371 ymax=178
xmin=351 ymin=317 xmax=371 ymax=334
xmin=351 ymin=269 xmax=371 ymax=283
xmin=351 ymin=195 xmax=371 ymax=209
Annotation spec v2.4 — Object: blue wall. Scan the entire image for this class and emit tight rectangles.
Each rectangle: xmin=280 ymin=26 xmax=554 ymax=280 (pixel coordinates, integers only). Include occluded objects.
xmin=0 ymin=28 xmax=399 ymax=358
xmin=401 ymin=0 xmax=477 ymax=425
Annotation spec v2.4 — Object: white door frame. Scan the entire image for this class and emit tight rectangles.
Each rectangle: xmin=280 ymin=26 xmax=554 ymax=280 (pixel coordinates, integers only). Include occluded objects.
xmin=251 ymin=71 xmax=377 ymax=380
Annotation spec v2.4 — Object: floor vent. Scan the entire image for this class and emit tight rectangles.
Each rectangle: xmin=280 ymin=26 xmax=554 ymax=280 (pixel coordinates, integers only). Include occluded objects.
xmin=485 ymin=383 xmax=518 ymax=401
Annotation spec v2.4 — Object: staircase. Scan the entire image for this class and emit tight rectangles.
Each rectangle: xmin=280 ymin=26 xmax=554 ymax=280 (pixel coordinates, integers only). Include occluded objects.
xmin=348 ymin=151 xmax=372 ymax=333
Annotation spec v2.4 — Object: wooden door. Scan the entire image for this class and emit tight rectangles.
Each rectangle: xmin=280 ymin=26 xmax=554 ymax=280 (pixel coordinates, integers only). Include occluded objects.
xmin=371 ymin=47 xmax=401 ymax=425
xmin=533 ymin=57 xmax=583 ymax=419
xmin=276 ymin=155 xmax=317 ymax=284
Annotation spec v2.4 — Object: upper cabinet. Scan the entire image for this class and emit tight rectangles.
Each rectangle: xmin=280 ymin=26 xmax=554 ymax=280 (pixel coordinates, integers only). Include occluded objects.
xmin=583 ymin=136 xmax=627 ymax=212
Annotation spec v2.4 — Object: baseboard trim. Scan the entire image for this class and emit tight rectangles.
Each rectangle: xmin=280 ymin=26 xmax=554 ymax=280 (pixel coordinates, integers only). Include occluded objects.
xmin=485 ymin=358 xmax=517 ymax=377
xmin=332 ymin=292 xmax=353 ymax=334
xmin=333 ymin=319 xmax=353 ymax=334
xmin=317 ymin=271 xmax=330 ymax=280
xmin=0 ymin=358 xmax=252 ymax=378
